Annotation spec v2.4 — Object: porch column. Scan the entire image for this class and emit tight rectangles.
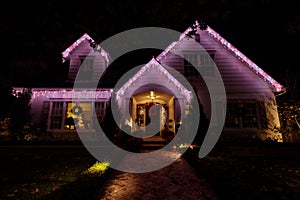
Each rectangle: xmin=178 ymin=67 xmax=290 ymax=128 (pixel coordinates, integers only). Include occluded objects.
xmin=120 ymin=97 xmax=131 ymax=126
xmin=177 ymin=97 xmax=186 ymax=133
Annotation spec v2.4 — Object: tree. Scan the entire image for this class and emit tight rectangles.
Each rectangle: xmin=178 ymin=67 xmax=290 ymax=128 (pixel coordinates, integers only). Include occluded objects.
xmin=0 ymin=81 xmax=14 ymax=122
xmin=8 ymin=88 xmax=32 ymax=140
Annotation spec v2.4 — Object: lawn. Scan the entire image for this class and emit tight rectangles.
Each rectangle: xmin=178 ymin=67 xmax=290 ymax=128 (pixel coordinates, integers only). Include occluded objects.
xmin=184 ymin=144 xmax=300 ymax=200
xmin=2 ymin=144 xmax=300 ymax=200
xmin=0 ymin=146 xmax=112 ymax=200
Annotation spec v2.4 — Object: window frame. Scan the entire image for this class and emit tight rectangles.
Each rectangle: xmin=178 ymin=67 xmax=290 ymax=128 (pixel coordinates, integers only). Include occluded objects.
xmin=225 ymin=101 xmax=259 ymax=129
xmin=47 ymin=100 xmax=108 ymax=131
xmin=183 ymin=50 xmax=216 ymax=77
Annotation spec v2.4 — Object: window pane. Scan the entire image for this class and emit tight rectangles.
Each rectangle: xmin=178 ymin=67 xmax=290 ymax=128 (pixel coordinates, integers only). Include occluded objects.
xmin=64 ymin=102 xmax=92 ymax=130
xmin=183 ymin=52 xmax=215 ymax=77
xmin=225 ymin=103 xmax=240 ymax=128
xmin=79 ymin=56 xmax=94 ymax=81
xmin=95 ymin=102 xmax=107 ymax=124
xmin=242 ymin=103 xmax=258 ymax=128
xmin=225 ymin=102 xmax=258 ymax=128
xmin=50 ymin=102 xmax=63 ymax=129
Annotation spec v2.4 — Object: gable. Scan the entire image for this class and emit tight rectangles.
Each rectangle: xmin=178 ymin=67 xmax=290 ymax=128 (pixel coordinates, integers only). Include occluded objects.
xmin=61 ymin=33 xmax=110 ymax=83
xmin=62 ymin=33 xmax=94 ymax=63
xmin=157 ymin=21 xmax=285 ymax=95
xmin=116 ymin=58 xmax=192 ymax=102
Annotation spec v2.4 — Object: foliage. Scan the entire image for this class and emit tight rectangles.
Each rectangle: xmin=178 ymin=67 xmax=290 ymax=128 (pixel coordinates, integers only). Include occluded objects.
xmin=82 ymin=161 xmax=110 ymax=176
xmin=277 ymin=103 xmax=300 ymax=142
xmin=184 ymin=148 xmax=300 ymax=200
xmin=0 ymin=81 xmax=14 ymax=122
xmin=0 ymin=148 xmax=111 ymax=200
xmin=7 ymin=89 xmax=33 ymax=140
xmin=0 ymin=84 xmax=39 ymax=141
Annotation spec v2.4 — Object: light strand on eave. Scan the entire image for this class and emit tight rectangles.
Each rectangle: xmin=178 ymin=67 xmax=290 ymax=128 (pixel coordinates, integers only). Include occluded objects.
xmin=13 ymin=88 xmax=113 ymax=100
xmin=206 ymin=26 xmax=284 ymax=92
xmin=62 ymin=33 xmax=93 ymax=63
xmin=156 ymin=27 xmax=192 ymax=61
xmin=61 ymin=33 xmax=110 ymax=64
xmin=116 ymin=58 xmax=192 ymax=102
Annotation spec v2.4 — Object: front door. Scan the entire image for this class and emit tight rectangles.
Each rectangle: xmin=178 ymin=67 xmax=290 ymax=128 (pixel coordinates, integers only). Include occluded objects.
xmin=131 ymin=91 xmax=174 ymax=137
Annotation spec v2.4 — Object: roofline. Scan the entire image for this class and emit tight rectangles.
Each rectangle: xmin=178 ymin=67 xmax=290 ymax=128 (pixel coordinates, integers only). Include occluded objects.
xmin=116 ymin=58 xmax=192 ymax=101
xmin=205 ymin=24 xmax=285 ymax=93
xmin=61 ymin=33 xmax=94 ymax=63
xmin=156 ymin=20 xmax=285 ymax=93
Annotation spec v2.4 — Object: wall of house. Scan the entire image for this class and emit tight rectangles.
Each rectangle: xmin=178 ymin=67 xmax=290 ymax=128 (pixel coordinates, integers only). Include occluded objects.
xmin=67 ymin=40 xmax=108 ymax=82
xmin=27 ymin=89 xmax=112 ymax=141
xmin=158 ymin=28 xmax=282 ymax=142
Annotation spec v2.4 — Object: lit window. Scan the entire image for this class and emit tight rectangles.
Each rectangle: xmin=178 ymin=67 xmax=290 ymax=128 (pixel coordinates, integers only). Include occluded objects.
xmin=64 ymin=102 xmax=92 ymax=130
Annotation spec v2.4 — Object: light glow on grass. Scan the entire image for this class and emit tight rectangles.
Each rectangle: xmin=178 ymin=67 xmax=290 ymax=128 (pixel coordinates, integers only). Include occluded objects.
xmin=84 ymin=161 xmax=110 ymax=175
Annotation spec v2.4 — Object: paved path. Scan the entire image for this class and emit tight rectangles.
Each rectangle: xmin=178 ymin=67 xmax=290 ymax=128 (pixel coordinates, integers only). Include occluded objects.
xmin=96 ymin=150 xmax=219 ymax=200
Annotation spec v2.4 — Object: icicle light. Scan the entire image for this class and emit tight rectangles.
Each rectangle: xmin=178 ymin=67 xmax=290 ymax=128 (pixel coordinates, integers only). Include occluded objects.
xmin=206 ymin=25 xmax=284 ymax=92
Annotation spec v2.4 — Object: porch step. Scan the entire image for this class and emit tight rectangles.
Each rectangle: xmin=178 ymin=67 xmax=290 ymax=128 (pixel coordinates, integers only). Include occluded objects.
xmin=140 ymin=136 xmax=166 ymax=151
xmin=142 ymin=136 xmax=165 ymax=144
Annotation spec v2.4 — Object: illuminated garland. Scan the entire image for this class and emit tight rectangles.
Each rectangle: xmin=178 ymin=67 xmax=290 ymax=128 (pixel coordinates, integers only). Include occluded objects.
xmin=157 ymin=21 xmax=284 ymax=93
xmin=205 ymin=25 xmax=284 ymax=92
xmin=116 ymin=58 xmax=192 ymax=102
xmin=13 ymin=88 xmax=113 ymax=100
xmin=62 ymin=33 xmax=93 ymax=63
xmin=61 ymin=33 xmax=110 ymax=64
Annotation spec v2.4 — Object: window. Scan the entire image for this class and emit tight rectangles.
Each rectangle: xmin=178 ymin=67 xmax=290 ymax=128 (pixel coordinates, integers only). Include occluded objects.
xmin=79 ymin=56 xmax=94 ymax=80
xmin=47 ymin=101 xmax=108 ymax=130
xmin=41 ymin=101 xmax=50 ymax=128
xmin=225 ymin=102 xmax=258 ymax=128
xmin=184 ymin=54 xmax=200 ymax=77
xmin=183 ymin=51 xmax=215 ymax=77
xmin=64 ymin=102 xmax=92 ymax=130
xmin=95 ymin=102 xmax=107 ymax=124
xmin=50 ymin=102 xmax=63 ymax=129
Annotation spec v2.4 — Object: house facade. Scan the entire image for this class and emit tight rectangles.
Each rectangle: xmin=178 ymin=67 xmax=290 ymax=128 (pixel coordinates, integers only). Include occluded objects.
xmin=15 ymin=21 xmax=285 ymax=142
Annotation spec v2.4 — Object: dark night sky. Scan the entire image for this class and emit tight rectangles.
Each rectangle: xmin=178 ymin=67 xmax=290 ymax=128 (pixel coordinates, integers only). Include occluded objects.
xmin=1 ymin=0 xmax=299 ymax=88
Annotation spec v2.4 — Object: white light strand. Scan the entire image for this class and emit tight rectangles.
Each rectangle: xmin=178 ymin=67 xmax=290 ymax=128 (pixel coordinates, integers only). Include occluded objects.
xmin=206 ymin=26 xmax=284 ymax=92
xmin=61 ymin=33 xmax=110 ymax=64
xmin=62 ymin=33 xmax=93 ymax=63
xmin=13 ymin=88 xmax=113 ymax=101
xmin=116 ymin=58 xmax=191 ymax=102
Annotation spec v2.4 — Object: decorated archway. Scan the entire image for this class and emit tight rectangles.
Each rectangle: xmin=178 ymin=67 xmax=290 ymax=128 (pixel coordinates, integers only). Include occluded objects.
xmin=115 ymin=58 xmax=193 ymax=138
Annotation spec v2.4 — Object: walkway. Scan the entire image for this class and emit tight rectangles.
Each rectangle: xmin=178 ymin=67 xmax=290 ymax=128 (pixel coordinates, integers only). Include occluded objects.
xmin=96 ymin=150 xmax=219 ymax=200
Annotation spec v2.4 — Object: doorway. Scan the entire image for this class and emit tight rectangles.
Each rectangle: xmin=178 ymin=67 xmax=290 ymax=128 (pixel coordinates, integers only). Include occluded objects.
xmin=131 ymin=91 xmax=175 ymax=137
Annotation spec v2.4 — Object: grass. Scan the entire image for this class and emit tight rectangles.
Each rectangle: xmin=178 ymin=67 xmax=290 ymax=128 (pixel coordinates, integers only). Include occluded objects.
xmin=2 ymin=143 xmax=300 ymax=200
xmin=0 ymin=146 xmax=112 ymax=200
xmin=184 ymin=146 xmax=300 ymax=200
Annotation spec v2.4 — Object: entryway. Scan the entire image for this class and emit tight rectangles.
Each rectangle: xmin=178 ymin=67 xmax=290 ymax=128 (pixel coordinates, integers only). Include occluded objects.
xmin=131 ymin=90 xmax=175 ymax=138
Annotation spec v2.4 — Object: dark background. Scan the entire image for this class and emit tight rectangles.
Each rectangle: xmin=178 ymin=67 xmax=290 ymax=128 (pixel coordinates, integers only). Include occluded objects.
xmin=1 ymin=0 xmax=299 ymax=90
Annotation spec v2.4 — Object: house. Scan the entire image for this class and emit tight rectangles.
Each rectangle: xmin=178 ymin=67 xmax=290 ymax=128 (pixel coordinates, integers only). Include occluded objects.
xmin=14 ymin=21 xmax=285 ymax=142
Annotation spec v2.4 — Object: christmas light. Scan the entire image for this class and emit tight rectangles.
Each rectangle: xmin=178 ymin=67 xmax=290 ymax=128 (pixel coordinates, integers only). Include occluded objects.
xmin=116 ymin=58 xmax=192 ymax=102
xmin=13 ymin=88 xmax=113 ymax=101
xmin=157 ymin=21 xmax=284 ymax=93
xmin=206 ymin=25 xmax=284 ymax=92
xmin=61 ymin=33 xmax=110 ymax=64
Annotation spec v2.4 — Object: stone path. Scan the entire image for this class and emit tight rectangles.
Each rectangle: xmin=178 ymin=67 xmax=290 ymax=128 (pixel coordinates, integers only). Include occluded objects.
xmin=96 ymin=150 xmax=219 ymax=200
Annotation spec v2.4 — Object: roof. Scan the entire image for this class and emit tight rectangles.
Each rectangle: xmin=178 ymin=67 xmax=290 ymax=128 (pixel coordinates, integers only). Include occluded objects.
xmin=61 ymin=33 xmax=110 ymax=64
xmin=61 ymin=33 xmax=94 ymax=63
xmin=116 ymin=58 xmax=192 ymax=102
xmin=157 ymin=21 xmax=285 ymax=93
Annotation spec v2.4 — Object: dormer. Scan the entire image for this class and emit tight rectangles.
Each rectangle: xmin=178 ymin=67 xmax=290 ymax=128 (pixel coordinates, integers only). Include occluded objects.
xmin=62 ymin=33 xmax=110 ymax=83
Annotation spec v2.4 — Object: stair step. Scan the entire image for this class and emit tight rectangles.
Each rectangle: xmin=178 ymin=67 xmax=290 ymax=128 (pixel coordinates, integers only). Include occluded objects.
xmin=142 ymin=137 xmax=165 ymax=143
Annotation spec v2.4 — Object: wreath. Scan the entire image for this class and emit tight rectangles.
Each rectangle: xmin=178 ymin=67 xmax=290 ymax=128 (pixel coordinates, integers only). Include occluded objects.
xmin=71 ymin=105 xmax=83 ymax=115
